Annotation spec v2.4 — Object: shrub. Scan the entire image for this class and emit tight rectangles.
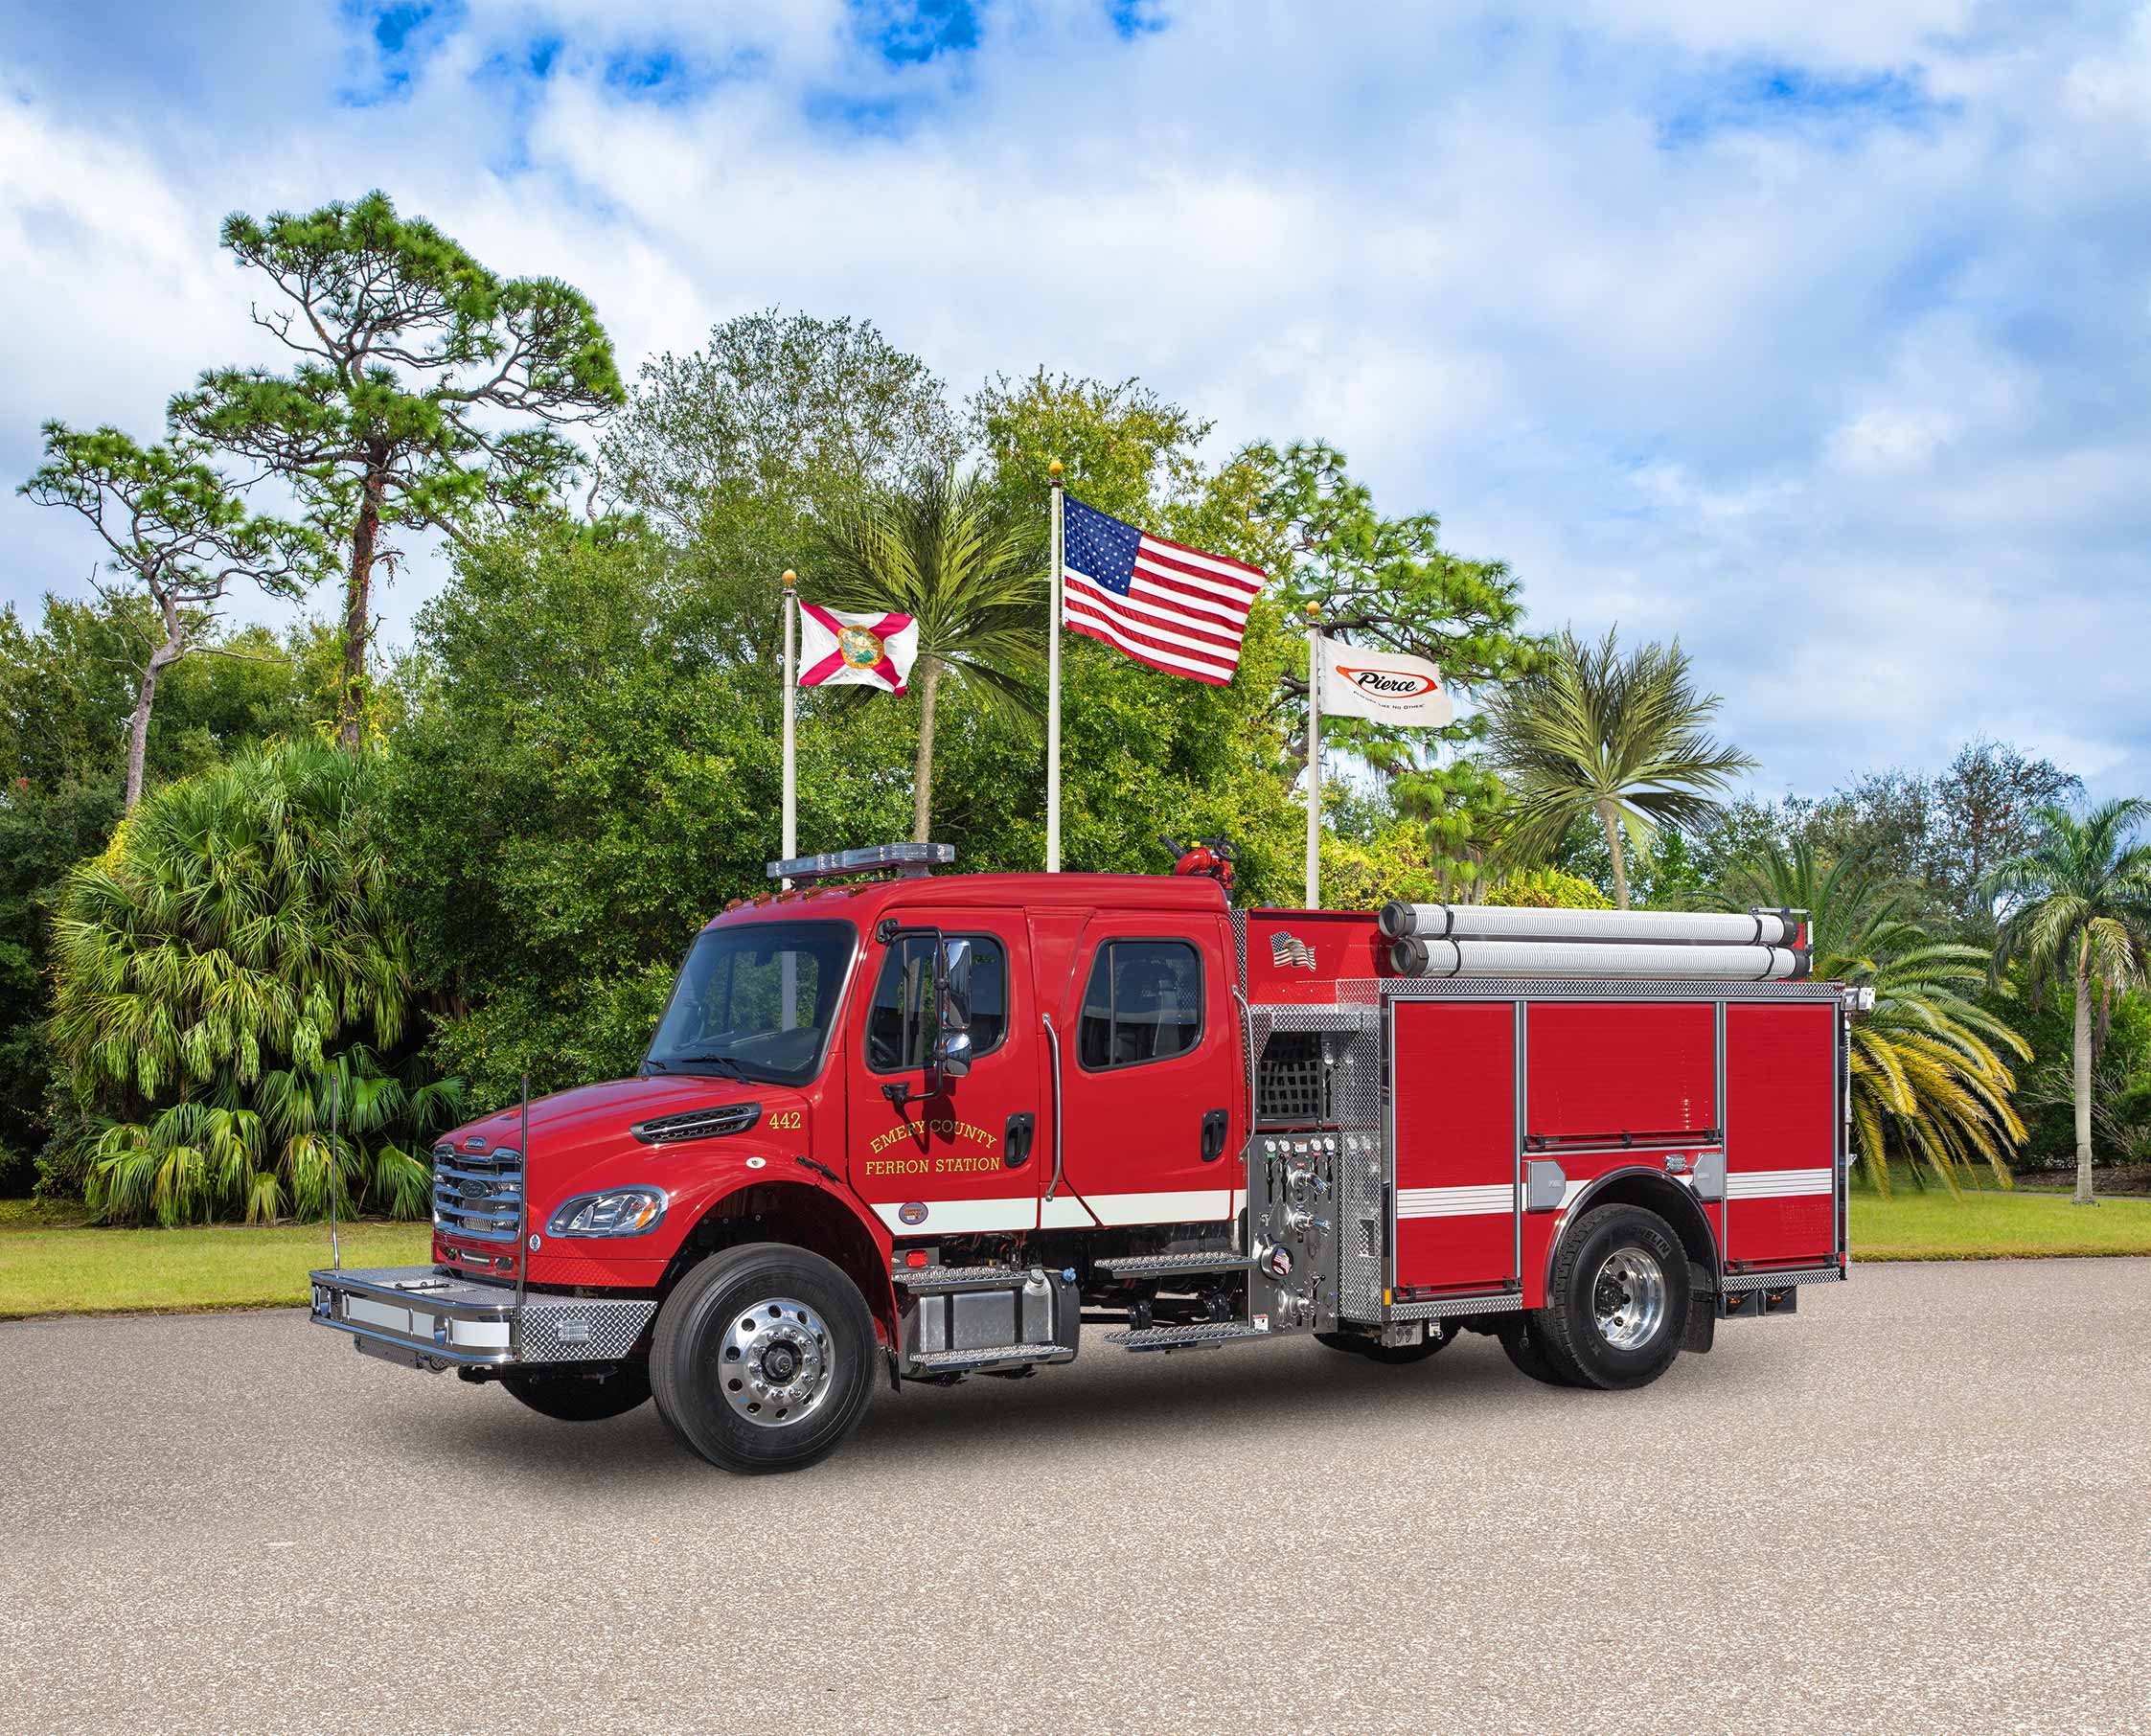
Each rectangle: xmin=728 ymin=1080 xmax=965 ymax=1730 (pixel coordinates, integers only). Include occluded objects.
xmin=48 ymin=741 xmax=460 ymax=1223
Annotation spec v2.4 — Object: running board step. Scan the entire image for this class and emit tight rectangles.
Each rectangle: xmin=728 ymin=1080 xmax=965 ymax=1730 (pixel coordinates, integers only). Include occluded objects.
xmin=893 ymin=1264 xmax=1035 ymax=1293
xmin=1106 ymin=1321 xmax=1271 ymax=1352
xmin=1095 ymin=1250 xmax=1250 ymax=1280
xmin=906 ymin=1342 xmax=1077 ymax=1374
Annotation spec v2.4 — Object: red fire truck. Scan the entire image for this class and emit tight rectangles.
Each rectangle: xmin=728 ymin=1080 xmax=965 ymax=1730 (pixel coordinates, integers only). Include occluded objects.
xmin=310 ymin=842 xmax=1858 ymax=1474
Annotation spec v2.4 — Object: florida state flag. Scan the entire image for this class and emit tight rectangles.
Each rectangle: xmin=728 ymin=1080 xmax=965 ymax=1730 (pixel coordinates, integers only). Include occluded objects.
xmin=796 ymin=605 xmax=920 ymax=695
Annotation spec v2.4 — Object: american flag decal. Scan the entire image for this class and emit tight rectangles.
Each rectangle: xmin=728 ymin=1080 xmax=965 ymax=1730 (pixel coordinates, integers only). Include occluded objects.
xmin=1270 ymin=931 xmax=1316 ymax=971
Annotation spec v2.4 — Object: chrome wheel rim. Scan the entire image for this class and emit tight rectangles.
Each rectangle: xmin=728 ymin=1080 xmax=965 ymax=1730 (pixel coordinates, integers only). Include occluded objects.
xmin=1590 ymin=1248 xmax=1667 ymax=1352
xmin=718 ymin=1296 xmax=833 ymax=1428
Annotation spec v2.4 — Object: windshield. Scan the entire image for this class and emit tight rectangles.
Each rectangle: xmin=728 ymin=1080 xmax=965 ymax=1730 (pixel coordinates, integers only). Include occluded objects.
xmin=644 ymin=921 xmax=857 ymax=1085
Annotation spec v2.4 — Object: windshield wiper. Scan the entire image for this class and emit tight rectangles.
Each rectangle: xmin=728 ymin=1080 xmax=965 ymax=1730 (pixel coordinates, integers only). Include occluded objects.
xmin=666 ymin=1052 xmax=755 ymax=1081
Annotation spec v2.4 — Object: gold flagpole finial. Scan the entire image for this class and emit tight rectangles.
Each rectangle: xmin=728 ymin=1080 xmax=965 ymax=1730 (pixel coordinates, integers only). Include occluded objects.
xmin=1047 ymin=458 xmax=1063 ymax=481
xmin=782 ymin=569 xmax=796 ymax=589
xmin=1306 ymin=601 xmax=1321 ymax=622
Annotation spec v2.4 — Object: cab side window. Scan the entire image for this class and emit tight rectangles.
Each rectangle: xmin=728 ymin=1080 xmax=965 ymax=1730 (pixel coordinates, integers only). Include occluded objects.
xmin=865 ymin=934 xmax=1008 ymax=1072
xmin=1078 ymin=940 xmax=1202 ymax=1070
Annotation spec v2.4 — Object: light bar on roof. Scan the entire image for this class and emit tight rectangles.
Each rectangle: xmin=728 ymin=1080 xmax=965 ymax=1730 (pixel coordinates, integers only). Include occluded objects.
xmin=766 ymin=842 xmax=954 ymax=884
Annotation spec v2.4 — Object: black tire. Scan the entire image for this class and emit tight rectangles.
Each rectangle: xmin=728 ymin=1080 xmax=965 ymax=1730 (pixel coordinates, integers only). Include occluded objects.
xmin=1316 ymin=1324 xmax=1456 ymax=1364
xmin=1495 ymin=1313 xmax=1579 ymax=1386
xmin=501 ymin=1362 xmax=652 ymax=1421
xmin=650 ymin=1243 xmax=877 ymax=1474
xmin=1533 ymin=1203 xmax=1691 ymax=1391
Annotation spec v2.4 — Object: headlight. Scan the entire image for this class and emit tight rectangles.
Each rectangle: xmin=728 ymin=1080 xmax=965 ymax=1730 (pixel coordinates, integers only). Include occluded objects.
xmin=546 ymin=1187 xmax=669 ymax=1237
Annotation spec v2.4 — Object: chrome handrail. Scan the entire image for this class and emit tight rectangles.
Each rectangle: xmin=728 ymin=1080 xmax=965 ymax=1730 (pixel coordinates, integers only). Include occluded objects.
xmin=1041 ymin=1014 xmax=1065 ymax=1203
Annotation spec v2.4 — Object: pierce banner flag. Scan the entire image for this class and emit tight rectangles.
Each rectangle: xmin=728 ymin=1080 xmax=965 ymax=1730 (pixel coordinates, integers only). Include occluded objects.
xmin=1316 ymin=636 xmax=1454 ymax=728
xmin=796 ymin=605 xmax=920 ymax=695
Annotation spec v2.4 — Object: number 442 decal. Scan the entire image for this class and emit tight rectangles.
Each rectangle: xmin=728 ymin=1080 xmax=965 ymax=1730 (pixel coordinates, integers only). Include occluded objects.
xmin=767 ymin=1109 xmax=803 ymax=1131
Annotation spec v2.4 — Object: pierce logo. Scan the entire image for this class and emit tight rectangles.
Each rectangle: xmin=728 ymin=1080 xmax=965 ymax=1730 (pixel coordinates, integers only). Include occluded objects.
xmin=1336 ymin=665 xmax=1440 ymax=698
xmin=898 ymin=1200 xmax=928 ymax=1225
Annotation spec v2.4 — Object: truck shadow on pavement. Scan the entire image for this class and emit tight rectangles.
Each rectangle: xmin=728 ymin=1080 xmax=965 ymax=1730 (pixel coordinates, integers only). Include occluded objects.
xmin=407 ymin=1332 xmax=1689 ymax=1491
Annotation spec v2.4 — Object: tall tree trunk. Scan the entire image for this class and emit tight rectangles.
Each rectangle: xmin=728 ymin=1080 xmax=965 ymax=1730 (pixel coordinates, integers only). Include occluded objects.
xmin=340 ymin=469 xmax=384 ymax=752
xmin=2072 ymin=952 xmax=2096 ymax=1206
xmin=1595 ymin=797 xmax=1631 ymax=910
xmin=125 ymin=594 xmax=188 ymax=813
xmin=125 ymin=636 xmax=184 ymax=813
xmin=911 ymin=656 xmax=942 ymax=845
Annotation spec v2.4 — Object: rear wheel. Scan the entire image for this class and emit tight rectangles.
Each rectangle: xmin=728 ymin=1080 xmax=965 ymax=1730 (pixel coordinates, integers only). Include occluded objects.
xmin=1533 ymin=1204 xmax=1691 ymax=1390
xmin=501 ymin=1363 xmax=651 ymax=1421
xmin=1494 ymin=1313 xmax=1578 ymax=1386
xmin=651 ymin=1243 xmax=877 ymax=1474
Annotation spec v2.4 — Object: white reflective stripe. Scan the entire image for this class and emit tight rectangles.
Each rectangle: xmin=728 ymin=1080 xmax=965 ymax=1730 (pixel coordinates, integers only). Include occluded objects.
xmin=1084 ymin=1189 xmax=1234 ymax=1225
xmin=1231 ymin=1188 xmax=1247 ymax=1218
xmin=1038 ymin=1194 xmax=1099 ymax=1229
xmin=1397 ymin=1183 xmax=1517 ymax=1219
xmin=867 ymin=1198 xmax=1037 ymax=1234
xmin=447 ymin=1317 xmax=510 ymax=1348
xmin=1726 ymin=1168 xmax=1834 ymax=1199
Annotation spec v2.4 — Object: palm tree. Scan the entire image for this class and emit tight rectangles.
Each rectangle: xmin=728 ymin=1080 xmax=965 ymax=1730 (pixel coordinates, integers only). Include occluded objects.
xmin=1713 ymin=840 xmax=2027 ymax=1196
xmin=812 ymin=468 xmax=1044 ymax=843
xmin=1984 ymin=800 xmax=2151 ymax=1205
xmin=1484 ymin=627 xmax=1754 ymax=908
xmin=49 ymin=740 xmax=462 ymax=1223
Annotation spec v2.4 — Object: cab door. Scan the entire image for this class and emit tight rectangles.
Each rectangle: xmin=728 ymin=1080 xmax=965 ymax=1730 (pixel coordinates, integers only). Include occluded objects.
xmin=1051 ymin=915 xmax=1241 ymax=1228
xmin=843 ymin=911 xmax=1042 ymax=1238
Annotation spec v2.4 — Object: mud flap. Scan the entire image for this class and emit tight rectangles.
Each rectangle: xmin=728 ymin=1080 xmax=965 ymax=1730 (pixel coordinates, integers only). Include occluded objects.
xmin=1683 ymin=1262 xmax=1716 ymax=1354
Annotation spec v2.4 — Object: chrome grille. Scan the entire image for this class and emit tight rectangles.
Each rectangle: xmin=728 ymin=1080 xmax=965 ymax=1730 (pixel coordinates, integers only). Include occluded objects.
xmin=630 ymin=1102 xmax=761 ymax=1145
xmin=432 ymin=1144 xmax=525 ymax=1245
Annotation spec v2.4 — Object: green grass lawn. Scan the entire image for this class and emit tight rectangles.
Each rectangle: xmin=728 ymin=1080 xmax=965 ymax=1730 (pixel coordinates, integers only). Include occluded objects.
xmin=2 ymin=1182 xmax=2149 ymax=1319
xmin=0 ymin=1207 xmax=431 ymax=1318
xmin=1851 ymin=1183 xmax=2151 ymax=1261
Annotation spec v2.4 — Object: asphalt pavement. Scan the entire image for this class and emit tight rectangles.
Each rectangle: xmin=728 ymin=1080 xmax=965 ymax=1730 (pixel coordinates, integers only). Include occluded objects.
xmin=3 ymin=1258 xmax=2148 ymax=1735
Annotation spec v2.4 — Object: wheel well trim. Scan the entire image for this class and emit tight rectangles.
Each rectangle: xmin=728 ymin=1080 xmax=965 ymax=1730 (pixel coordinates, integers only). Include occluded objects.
xmin=1543 ymin=1165 xmax=1722 ymax=1300
xmin=667 ymin=1176 xmax=898 ymax=1333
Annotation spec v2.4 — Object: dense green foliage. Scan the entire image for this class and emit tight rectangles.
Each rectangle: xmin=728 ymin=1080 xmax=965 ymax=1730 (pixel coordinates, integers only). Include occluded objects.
xmin=47 ymin=742 xmax=458 ymax=1222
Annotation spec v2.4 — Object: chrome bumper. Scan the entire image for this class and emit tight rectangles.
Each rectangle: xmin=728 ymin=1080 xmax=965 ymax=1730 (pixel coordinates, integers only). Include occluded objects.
xmin=309 ymin=1266 xmax=658 ymax=1370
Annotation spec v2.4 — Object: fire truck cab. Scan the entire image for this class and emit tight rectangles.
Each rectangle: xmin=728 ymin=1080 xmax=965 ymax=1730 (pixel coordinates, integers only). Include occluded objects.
xmin=311 ymin=843 xmax=1855 ymax=1474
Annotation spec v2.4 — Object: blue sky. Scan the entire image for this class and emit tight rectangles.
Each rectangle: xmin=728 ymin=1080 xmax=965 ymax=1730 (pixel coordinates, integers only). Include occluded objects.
xmin=3 ymin=0 xmax=2149 ymax=802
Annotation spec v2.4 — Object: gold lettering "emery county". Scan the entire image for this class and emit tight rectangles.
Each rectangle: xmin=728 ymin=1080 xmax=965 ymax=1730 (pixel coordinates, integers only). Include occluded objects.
xmin=861 ymin=1118 xmax=1002 ymax=1176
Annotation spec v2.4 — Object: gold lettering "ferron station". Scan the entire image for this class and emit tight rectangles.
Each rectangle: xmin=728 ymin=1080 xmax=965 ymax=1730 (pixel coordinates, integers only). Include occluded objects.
xmin=862 ymin=1117 xmax=1002 ymax=1176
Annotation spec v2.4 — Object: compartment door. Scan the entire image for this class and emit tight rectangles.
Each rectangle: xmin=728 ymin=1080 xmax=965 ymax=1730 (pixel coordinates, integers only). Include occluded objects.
xmin=1724 ymin=1001 xmax=1839 ymax=1268
xmin=1391 ymin=1000 xmax=1518 ymax=1291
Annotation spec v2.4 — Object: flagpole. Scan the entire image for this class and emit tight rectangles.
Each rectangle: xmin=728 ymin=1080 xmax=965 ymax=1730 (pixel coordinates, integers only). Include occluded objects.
xmin=779 ymin=570 xmax=798 ymax=1026
xmin=1046 ymin=458 xmax=1064 ymax=874
xmin=781 ymin=570 xmax=798 ymax=873
xmin=1305 ymin=601 xmax=1322 ymax=909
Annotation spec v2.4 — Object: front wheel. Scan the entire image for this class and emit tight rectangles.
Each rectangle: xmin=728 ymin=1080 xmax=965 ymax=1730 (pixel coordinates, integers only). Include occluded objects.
xmin=651 ymin=1243 xmax=877 ymax=1474
xmin=501 ymin=1363 xmax=652 ymax=1421
xmin=1533 ymin=1204 xmax=1691 ymax=1390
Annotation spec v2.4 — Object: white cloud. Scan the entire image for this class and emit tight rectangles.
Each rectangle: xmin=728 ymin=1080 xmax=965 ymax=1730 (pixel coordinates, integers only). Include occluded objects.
xmin=2 ymin=0 xmax=2148 ymax=806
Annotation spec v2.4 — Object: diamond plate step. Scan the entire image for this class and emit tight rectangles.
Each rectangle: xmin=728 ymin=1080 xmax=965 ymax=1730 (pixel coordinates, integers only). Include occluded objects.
xmin=906 ymin=1342 xmax=1077 ymax=1374
xmin=892 ymin=1264 xmax=1033 ymax=1293
xmin=1105 ymin=1320 xmax=1271 ymax=1351
xmin=1094 ymin=1250 xmax=1251 ymax=1279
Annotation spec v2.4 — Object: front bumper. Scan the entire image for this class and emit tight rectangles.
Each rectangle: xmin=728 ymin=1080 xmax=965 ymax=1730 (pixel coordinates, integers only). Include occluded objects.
xmin=309 ymin=1267 xmax=658 ymax=1370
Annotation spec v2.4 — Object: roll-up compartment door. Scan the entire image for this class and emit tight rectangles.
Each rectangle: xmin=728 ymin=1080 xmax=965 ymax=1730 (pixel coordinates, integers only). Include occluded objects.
xmin=1391 ymin=1000 xmax=1517 ymax=1291
xmin=1525 ymin=1001 xmax=1717 ymax=1145
xmin=1724 ymin=1001 xmax=1838 ymax=1267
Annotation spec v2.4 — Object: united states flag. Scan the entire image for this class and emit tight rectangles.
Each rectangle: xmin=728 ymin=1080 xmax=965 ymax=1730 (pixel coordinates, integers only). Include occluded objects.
xmin=1061 ymin=494 xmax=1265 ymax=685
